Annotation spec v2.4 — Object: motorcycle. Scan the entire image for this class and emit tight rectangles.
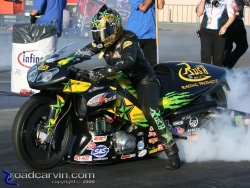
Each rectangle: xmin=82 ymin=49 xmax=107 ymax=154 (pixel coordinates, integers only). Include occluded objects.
xmin=12 ymin=42 xmax=244 ymax=170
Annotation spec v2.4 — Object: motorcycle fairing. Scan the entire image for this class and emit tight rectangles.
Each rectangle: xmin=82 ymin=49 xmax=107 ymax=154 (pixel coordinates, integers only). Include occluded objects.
xmin=154 ymin=61 xmax=226 ymax=97
xmin=63 ymin=79 xmax=91 ymax=93
xmin=44 ymin=95 xmax=65 ymax=134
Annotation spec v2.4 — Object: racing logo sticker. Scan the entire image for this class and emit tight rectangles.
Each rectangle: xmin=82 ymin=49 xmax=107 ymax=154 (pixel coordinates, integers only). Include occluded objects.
xmin=189 ymin=116 xmax=199 ymax=127
xmin=177 ymin=62 xmax=211 ymax=82
xmin=17 ymin=50 xmax=43 ymax=68
xmin=91 ymin=145 xmax=109 ymax=158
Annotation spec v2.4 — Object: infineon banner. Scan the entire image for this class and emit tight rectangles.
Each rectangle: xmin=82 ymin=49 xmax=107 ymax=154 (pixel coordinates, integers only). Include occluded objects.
xmin=11 ymin=23 xmax=58 ymax=93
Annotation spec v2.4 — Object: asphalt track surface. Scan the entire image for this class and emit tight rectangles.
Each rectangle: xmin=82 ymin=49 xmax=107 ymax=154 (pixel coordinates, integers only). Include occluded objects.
xmin=1 ymin=24 xmax=250 ymax=187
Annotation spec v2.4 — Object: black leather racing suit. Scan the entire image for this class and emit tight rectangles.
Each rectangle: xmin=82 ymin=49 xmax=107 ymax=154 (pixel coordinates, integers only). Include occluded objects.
xmin=78 ymin=30 xmax=179 ymax=156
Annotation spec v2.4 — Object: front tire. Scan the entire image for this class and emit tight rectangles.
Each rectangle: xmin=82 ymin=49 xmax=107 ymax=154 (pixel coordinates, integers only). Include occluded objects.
xmin=12 ymin=98 xmax=72 ymax=170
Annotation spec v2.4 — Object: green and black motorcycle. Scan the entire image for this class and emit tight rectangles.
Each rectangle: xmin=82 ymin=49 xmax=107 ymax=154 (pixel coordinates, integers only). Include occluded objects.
xmin=12 ymin=42 xmax=235 ymax=170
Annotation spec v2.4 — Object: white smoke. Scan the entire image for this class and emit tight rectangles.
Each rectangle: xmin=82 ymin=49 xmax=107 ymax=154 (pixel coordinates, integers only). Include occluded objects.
xmin=158 ymin=69 xmax=250 ymax=162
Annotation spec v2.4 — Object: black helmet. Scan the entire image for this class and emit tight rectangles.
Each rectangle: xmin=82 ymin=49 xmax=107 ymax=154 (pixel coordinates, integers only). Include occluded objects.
xmin=91 ymin=4 xmax=123 ymax=48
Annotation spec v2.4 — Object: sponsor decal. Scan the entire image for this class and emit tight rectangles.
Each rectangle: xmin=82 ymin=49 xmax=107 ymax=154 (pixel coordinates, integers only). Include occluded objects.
xmin=157 ymin=144 xmax=164 ymax=152
xmin=149 ymin=126 xmax=154 ymax=131
xmin=189 ymin=116 xmax=199 ymax=127
xmin=93 ymin=136 xmax=107 ymax=142
xmin=161 ymin=91 xmax=192 ymax=109
xmin=87 ymin=93 xmax=116 ymax=107
xmin=17 ymin=50 xmax=43 ymax=68
xmin=137 ymin=141 xmax=144 ymax=150
xmin=88 ymin=86 xmax=105 ymax=93
xmin=181 ymin=79 xmax=218 ymax=90
xmin=187 ymin=128 xmax=200 ymax=135
xmin=235 ymin=115 xmax=244 ymax=127
xmin=173 ymin=120 xmax=184 ymax=126
xmin=244 ymin=119 xmax=250 ymax=125
xmin=91 ymin=145 xmax=109 ymax=158
xmin=172 ymin=126 xmax=184 ymax=135
xmin=138 ymin=149 xmax=147 ymax=157
xmin=74 ymin=155 xmax=92 ymax=162
xmin=87 ymin=142 xmax=96 ymax=150
xmin=150 ymin=108 xmax=166 ymax=130
xmin=149 ymin=137 xmax=158 ymax=144
xmin=148 ymin=131 xmax=157 ymax=138
xmin=148 ymin=148 xmax=158 ymax=154
xmin=38 ymin=64 xmax=49 ymax=70
xmin=177 ymin=62 xmax=211 ymax=82
xmin=120 ymin=153 xmax=136 ymax=159
xmin=93 ymin=157 xmax=108 ymax=161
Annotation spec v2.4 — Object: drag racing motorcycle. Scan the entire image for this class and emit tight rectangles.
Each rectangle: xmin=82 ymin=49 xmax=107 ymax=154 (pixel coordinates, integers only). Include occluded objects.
xmin=12 ymin=42 xmax=248 ymax=170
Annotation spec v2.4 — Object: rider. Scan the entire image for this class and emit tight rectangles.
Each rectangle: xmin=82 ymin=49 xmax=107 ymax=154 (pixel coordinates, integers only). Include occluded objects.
xmin=68 ymin=4 xmax=181 ymax=170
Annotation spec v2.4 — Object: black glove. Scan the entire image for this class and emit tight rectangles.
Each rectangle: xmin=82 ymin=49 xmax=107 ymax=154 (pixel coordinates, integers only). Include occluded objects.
xmin=67 ymin=66 xmax=91 ymax=81
xmin=67 ymin=66 xmax=81 ymax=79
xmin=30 ymin=15 xmax=37 ymax=24
xmin=30 ymin=13 xmax=41 ymax=24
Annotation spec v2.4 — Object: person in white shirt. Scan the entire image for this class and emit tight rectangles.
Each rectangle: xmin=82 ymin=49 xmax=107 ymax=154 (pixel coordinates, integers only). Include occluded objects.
xmin=196 ymin=0 xmax=235 ymax=67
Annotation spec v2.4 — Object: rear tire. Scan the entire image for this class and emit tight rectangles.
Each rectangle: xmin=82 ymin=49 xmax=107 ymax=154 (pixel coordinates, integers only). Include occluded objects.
xmin=12 ymin=98 xmax=72 ymax=170
xmin=198 ymin=84 xmax=229 ymax=127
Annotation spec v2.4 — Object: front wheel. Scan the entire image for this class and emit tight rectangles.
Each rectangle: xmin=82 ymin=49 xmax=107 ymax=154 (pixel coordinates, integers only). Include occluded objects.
xmin=12 ymin=97 xmax=72 ymax=170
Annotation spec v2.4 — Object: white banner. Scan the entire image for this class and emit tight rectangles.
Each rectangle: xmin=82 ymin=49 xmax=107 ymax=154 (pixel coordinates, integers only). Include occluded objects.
xmin=11 ymin=36 xmax=57 ymax=93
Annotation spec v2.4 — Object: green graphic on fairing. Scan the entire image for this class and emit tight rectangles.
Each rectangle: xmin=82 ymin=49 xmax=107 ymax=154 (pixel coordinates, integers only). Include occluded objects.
xmin=118 ymin=74 xmax=137 ymax=98
xmin=160 ymin=91 xmax=193 ymax=109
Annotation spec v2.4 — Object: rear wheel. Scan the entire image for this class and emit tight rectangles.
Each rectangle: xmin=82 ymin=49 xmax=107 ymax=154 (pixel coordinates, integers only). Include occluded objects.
xmin=12 ymin=98 xmax=72 ymax=170
xmin=205 ymin=84 xmax=229 ymax=108
xmin=197 ymin=84 xmax=229 ymax=128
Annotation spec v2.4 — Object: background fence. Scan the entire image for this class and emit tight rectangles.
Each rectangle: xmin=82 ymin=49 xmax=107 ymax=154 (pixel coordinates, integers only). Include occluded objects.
xmin=159 ymin=4 xmax=250 ymax=25
xmin=1 ymin=4 xmax=250 ymax=30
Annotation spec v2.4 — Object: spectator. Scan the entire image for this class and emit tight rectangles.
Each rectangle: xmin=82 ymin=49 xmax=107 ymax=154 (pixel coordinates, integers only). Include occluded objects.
xmin=196 ymin=0 xmax=235 ymax=67
xmin=126 ymin=0 xmax=165 ymax=67
xmin=223 ymin=0 xmax=249 ymax=69
xmin=30 ymin=0 xmax=67 ymax=38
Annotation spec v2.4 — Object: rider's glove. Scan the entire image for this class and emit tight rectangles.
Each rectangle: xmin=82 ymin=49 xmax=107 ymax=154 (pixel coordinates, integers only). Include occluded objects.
xmin=67 ymin=66 xmax=85 ymax=80
xmin=67 ymin=66 xmax=94 ymax=83
xmin=30 ymin=13 xmax=41 ymax=24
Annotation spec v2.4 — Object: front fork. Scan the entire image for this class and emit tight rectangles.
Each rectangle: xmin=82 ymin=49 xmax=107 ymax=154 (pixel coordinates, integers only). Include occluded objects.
xmin=38 ymin=95 xmax=66 ymax=143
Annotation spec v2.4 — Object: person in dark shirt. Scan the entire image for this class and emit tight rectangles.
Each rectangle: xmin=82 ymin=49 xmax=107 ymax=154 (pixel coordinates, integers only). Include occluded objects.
xmin=223 ymin=0 xmax=249 ymax=69
xmin=68 ymin=4 xmax=181 ymax=170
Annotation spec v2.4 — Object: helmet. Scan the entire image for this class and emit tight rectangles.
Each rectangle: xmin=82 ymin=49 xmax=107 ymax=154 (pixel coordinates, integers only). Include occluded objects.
xmin=91 ymin=4 xmax=123 ymax=48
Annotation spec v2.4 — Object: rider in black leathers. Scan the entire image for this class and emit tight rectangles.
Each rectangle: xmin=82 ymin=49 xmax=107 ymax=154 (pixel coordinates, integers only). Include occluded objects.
xmin=68 ymin=4 xmax=181 ymax=169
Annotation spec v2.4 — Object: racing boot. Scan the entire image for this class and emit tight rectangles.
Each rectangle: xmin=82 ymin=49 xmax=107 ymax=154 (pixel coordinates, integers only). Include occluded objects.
xmin=162 ymin=141 xmax=181 ymax=170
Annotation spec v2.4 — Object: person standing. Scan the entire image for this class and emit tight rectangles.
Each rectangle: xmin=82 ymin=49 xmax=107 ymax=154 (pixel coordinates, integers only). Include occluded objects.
xmin=223 ymin=0 xmax=249 ymax=69
xmin=125 ymin=0 xmax=165 ymax=67
xmin=30 ymin=0 xmax=67 ymax=38
xmin=196 ymin=0 xmax=235 ymax=67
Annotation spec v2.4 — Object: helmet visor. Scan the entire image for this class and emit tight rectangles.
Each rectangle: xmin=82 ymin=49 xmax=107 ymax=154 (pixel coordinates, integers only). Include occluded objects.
xmin=91 ymin=28 xmax=109 ymax=43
